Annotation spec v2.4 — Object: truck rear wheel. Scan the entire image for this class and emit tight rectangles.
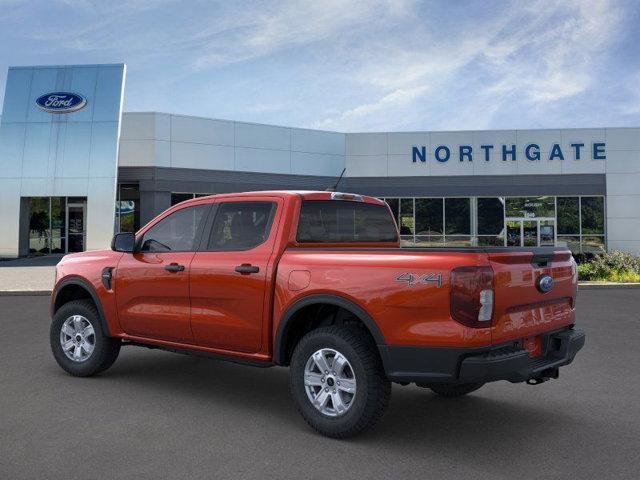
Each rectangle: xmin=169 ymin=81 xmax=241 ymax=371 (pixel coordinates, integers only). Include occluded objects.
xmin=427 ymin=382 xmax=484 ymax=398
xmin=289 ymin=326 xmax=391 ymax=438
xmin=50 ymin=299 xmax=121 ymax=377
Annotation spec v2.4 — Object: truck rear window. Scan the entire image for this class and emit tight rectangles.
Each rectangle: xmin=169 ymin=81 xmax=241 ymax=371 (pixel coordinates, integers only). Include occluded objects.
xmin=297 ymin=200 xmax=398 ymax=243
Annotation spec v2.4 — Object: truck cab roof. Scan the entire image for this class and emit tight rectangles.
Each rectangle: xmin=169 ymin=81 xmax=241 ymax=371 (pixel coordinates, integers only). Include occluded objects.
xmin=177 ymin=190 xmax=386 ymax=206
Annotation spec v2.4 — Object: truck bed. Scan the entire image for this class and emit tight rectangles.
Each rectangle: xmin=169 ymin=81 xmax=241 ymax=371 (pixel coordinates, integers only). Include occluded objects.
xmin=274 ymin=246 xmax=576 ymax=349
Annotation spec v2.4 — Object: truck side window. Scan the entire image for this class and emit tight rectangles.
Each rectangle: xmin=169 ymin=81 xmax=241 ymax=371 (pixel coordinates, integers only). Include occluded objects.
xmin=140 ymin=205 xmax=208 ymax=252
xmin=207 ymin=202 xmax=276 ymax=251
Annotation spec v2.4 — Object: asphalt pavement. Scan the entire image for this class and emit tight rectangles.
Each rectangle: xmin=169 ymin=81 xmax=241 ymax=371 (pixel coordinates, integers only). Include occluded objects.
xmin=1 ymin=290 xmax=639 ymax=480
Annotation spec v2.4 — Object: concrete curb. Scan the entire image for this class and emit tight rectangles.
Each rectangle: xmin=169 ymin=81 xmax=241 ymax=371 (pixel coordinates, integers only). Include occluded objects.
xmin=578 ymin=282 xmax=640 ymax=290
xmin=0 ymin=290 xmax=52 ymax=296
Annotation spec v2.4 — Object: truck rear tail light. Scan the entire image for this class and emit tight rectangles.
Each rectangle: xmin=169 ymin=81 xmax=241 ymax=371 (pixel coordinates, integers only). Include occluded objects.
xmin=450 ymin=266 xmax=494 ymax=328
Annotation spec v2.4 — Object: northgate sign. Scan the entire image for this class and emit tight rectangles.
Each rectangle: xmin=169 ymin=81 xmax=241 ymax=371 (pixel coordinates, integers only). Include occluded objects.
xmin=411 ymin=142 xmax=606 ymax=163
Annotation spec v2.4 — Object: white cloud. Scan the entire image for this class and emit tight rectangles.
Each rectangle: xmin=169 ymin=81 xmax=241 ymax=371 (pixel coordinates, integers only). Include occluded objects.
xmin=617 ymin=70 xmax=640 ymax=116
xmin=482 ymin=0 xmax=621 ymax=103
xmin=314 ymin=0 xmax=625 ymax=130
xmin=191 ymin=0 xmax=412 ymax=69
xmin=313 ymin=85 xmax=428 ymax=130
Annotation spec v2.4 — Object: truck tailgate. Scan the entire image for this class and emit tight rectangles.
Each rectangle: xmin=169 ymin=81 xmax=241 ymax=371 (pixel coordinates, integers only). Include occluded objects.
xmin=488 ymin=249 xmax=577 ymax=346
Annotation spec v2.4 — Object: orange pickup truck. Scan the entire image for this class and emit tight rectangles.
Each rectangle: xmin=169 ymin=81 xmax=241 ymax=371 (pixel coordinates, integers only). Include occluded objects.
xmin=50 ymin=190 xmax=584 ymax=437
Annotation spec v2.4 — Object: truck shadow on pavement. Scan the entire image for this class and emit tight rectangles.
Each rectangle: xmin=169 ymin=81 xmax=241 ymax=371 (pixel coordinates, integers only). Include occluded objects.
xmin=86 ymin=346 xmax=582 ymax=449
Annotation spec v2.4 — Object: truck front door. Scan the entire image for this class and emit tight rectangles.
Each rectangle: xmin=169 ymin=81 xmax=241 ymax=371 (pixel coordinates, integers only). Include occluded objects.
xmin=189 ymin=198 xmax=281 ymax=353
xmin=115 ymin=204 xmax=210 ymax=343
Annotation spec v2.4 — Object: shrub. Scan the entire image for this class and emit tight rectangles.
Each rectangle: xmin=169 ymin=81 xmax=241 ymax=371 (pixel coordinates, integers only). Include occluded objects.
xmin=607 ymin=270 xmax=640 ymax=283
xmin=572 ymin=252 xmax=597 ymax=265
xmin=577 ymin=250 xmax=640 ymax=282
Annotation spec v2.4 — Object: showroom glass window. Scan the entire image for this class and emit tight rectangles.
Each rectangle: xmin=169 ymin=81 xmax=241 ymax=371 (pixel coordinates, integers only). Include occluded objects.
xmin=477 ymin=197 xmax=505 ymax=246
xmin=27 ymin=196 xmax=87 ymax=255
xmin=581 ymin=197 xmax=605 ymax=253
xmin=399 ymin=198 xmax=415 ymax=245
xmin=383 ymin=195 xmax=605 ymax=252
xmin=557 ymin=197 xmax=580 ymax=253
xmin=505 ymin=196 xmax=555 ymax=218
xmin=384 ymin=197 xmax=471 ymax=247
xmin=415 ymin=198 xmax=443 ymax=246
xmin=116 ymin=184 xmax=140 ymax=233
xmin=445 ymin=198 xmax=471 ymax=246
xmin=385 ymin=198 xmax=400 ymax=226
xmin=556 ymin=196 xmax=606 ymax=253
xmin=28 ymin=197 xmax=52 ymax=254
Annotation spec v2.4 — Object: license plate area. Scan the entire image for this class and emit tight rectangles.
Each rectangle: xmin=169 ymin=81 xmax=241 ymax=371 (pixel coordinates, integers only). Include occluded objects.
xmin=522 ymin=336 xmax=542 ymax=357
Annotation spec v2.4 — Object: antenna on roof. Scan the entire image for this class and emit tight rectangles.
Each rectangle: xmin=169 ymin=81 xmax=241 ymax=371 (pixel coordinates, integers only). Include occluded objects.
xmin=325 ymin=168 xmax=346 ymax=192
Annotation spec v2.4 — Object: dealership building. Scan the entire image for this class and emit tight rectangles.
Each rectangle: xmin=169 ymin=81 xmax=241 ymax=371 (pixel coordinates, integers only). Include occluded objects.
xmin=1 ymin=63 xmax=639 ymax=258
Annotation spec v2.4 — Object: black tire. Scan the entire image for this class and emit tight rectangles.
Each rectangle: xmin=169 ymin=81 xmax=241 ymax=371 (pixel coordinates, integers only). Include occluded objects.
xmin=428 ymin=382 xmax=484 ymax=398
xmin=289 ymin=326 xmax=391 ymax=438
xmin=50 ymin=299 xmax=121 ymax=377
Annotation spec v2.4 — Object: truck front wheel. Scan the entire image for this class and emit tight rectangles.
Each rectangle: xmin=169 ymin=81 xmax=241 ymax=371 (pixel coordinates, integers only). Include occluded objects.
xmin=50 ymin=299 xmax=121 ymax=377
xmin=289 ymin=326 xmax=391 ymax=438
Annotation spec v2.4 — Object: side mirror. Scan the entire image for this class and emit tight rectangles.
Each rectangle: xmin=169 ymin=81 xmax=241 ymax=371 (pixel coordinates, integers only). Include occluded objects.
xmin=111 ymin=232 xmax=136 ymax=253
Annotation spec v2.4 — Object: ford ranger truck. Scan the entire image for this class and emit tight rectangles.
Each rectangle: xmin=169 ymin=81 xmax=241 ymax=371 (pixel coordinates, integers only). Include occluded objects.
xmin=50 ymin=191 xmax=585 ymax=438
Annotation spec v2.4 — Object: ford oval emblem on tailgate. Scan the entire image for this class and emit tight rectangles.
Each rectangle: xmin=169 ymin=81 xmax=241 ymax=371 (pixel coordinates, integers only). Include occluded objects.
xmin=536 ymin=274 xmax=554 ymax=293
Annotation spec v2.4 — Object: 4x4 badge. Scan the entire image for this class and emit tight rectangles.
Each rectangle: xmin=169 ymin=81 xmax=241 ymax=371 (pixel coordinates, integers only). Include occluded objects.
xmin=396 ymin=272 xmax=442 ymax=288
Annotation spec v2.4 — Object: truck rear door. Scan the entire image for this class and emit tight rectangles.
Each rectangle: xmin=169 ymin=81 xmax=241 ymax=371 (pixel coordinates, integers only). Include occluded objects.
xmin=488 ymin=249 xmax=577 ymax=350
xmin=189 ymin=197 xmax=282 ymax=353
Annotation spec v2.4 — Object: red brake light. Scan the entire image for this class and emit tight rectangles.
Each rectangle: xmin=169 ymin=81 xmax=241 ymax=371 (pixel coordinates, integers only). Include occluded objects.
xmin=450 ymin=266 xmax=494 ymax=328
xmin=330 ymin=192 xmax=364 ymax=202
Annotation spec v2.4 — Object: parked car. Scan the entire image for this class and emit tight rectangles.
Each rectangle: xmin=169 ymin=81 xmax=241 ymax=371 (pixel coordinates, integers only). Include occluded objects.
xmin=50 ymin=191 xmax=584 ymax=437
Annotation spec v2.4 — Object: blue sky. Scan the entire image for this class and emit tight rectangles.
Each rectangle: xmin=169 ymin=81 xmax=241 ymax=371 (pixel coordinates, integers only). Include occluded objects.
xmin=1 ymin=0 xmax=639 ymax=131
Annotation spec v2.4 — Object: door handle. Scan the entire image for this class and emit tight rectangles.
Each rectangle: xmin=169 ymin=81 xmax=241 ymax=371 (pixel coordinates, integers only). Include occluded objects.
xmin=235 ymin=264 xmax=260 ymax=274
xmin=164 ymin=263 xmax=185 ymax=272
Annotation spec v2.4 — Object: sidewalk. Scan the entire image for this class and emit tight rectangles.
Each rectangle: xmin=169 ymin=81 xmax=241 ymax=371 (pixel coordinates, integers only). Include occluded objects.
xmin=0 ymin=256 xmax=60 ymax=295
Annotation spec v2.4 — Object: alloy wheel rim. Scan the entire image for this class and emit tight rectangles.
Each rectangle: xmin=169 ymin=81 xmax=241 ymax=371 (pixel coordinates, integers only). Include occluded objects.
xmin=60 ymin=315 xmax=95 ymax=363
xmin=304 ymin=348 xmax=357 ymax=417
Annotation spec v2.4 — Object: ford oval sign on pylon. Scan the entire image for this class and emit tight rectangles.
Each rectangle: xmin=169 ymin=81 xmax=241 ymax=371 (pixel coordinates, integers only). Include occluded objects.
xmin=35 ymin=92 xmax=87 ymax=114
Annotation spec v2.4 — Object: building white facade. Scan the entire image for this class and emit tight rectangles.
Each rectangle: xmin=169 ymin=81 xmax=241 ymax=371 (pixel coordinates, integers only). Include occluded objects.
xmin=1 ymin=64 xmax=639 ymax=257
xmin=344 ymin=128 xmax=639 ymax=254
xmin=119 ymin=112 xmax=345 ymax=176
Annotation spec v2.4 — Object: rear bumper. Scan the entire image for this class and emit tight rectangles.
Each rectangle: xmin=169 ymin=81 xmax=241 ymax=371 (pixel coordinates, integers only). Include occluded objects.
xmin=379 ymin=327 xmax=585 ymax=384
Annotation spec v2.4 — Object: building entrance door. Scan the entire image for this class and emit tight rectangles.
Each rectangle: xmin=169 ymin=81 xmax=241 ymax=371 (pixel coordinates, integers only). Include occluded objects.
xmin=505 ymin=218 xmax=556 ymax=247
xmin=66 ymin=202 xmax=86 ymax=252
